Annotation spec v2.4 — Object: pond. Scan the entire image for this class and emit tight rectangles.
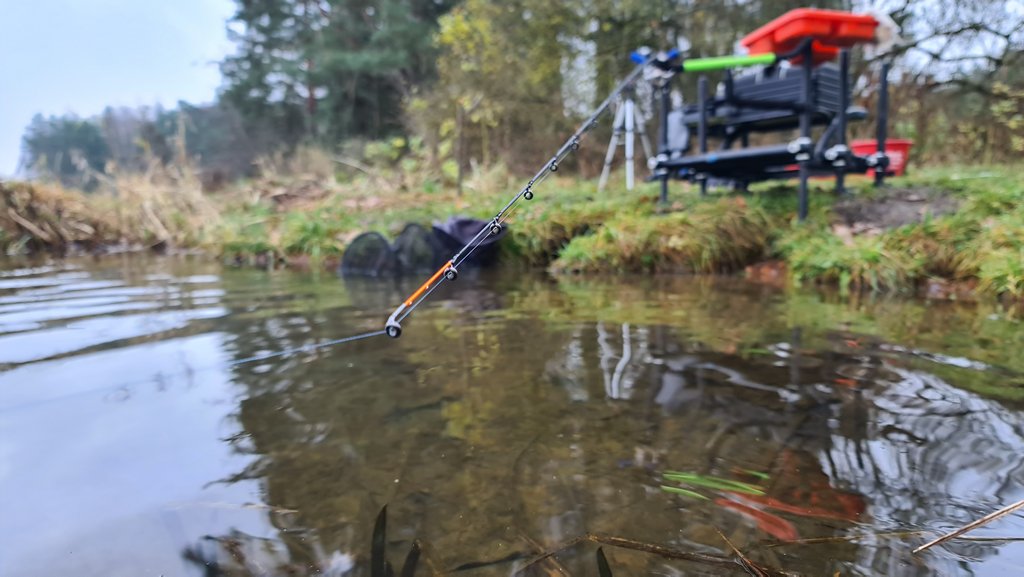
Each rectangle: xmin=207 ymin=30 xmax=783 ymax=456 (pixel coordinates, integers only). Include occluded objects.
xmin=1 ymin=255 xmax=1023 ymax=576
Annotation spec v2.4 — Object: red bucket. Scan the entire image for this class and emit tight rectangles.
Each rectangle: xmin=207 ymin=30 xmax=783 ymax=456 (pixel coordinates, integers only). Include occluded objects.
xmin=850 ymin=138 xmax=913 ymax=176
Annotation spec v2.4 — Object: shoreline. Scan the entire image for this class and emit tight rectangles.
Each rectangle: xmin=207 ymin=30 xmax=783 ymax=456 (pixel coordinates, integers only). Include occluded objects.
xmin=3 ymin=165 xmax=1022 ymax=302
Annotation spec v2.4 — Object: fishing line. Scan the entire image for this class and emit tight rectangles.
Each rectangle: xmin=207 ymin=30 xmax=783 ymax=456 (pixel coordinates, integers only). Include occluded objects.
xmin=0 ymin=329 xmax=387 ymax=413
xmin=228 ymin=329 xmax=386 ymax=366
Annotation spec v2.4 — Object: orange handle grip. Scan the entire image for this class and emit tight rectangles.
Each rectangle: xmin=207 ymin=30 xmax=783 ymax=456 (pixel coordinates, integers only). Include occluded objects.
xmin=403 ymin=261 xmax=452 ymax=307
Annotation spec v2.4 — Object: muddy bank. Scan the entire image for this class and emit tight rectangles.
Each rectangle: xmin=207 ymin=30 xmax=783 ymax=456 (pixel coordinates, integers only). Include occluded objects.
xmin=833 ymin=185 xmax=959 ymax=234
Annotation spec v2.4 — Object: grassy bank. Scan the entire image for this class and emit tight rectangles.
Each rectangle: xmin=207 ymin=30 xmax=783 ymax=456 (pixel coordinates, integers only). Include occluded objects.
xmin=3 ymin=163 xmax=1023 ymax=300
xmin=1 ymin=164 xmax=218 ymax=254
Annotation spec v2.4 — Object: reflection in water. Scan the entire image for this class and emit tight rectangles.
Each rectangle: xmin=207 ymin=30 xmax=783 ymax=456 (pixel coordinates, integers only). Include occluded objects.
xmin=182 ymin=529 xmax=355 ymax=577
xmin=1 ymin=258 xmax=1024 ymax=576
xmin=597 ymin=322 xmax=649 ymax=400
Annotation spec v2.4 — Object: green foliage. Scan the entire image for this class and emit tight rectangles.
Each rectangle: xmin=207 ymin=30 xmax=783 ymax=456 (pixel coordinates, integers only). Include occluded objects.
xmin=282 ymin=210 xmax=345 ymax=259
xmin=418 ymin=0 xmax=584 ymax=172
xmin=901 ymin=168 xmax=1024 ymax=297
xmin=992 ymin=82 xmax=1024 ymax=153
xmin=21 ymin=114 xmax=110 ymax=190
xmin=364 ymin=137 xmax=407 ymax=164
xmin=221 ymin=0 xmax=456 ymax=148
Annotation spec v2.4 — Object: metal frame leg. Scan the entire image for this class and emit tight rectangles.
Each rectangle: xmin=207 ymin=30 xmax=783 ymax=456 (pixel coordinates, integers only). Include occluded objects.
xmin=598 ymin=101 xmax=626 ymax=192
xmin=698 ymin=75 xmax=709 ymax=196
xmin=634 ymin=102 xmax=654 ymax=162
xmin=836 ymin=48 xmax=850 ymax=195
xmin=797 ymin=43 xmax=813 ymax=221
xmin=625 ymin=98 xmax=636 ymax=190
xmin=657 ymin=80 xmax=672 ymax=205
xmin=875 ymin=61 xmax=890 ymax=187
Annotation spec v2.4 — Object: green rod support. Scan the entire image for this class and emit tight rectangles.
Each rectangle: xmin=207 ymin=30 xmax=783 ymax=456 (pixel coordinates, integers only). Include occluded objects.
xmin=682 ymin=53 xmax=776 ymax=73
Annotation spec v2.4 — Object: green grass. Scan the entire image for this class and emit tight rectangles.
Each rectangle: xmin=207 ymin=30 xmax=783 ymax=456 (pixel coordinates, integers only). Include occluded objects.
xmin=209 ymin=164 xmax=1024 ymax=299
xmin=776 ymin=222 xmax=924 ymax=293
xmin=772 ymin=167 xmax=1024 ymax=297
xmin=550 ymin=196 xmax=777 ymax=274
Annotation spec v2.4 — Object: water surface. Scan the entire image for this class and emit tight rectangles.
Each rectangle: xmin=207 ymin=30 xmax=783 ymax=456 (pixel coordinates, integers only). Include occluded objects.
xmin=1 ymin=256 xmax=1023 ymax=576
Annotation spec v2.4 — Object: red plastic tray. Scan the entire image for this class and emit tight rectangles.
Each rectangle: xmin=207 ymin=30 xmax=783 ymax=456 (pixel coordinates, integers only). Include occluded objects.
xmin=782 ymin=139 xmax=914 ymax=176
xmin=851 ymin=138 xmax=914 ymax=176
xmin=741 ymin=9 xmax=878 ymax=64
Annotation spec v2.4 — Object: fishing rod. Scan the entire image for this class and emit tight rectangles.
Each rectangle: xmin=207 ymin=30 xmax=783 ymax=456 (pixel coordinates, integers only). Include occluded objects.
xmin=383 ymin=50 xmax=673 ymax=338
xmin=381 ymin=44 xmax=791 ymax=338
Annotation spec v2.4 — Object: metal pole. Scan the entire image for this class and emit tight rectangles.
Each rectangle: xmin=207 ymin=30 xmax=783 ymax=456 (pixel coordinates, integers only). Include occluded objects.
xmin=625 ymin=97 xmax=636 ymax=190
xmin=875 ymin=61 xmax=890 ymax=187
xmin=658 ymin=80 xmax=671 ymax=204
xmin=698 ymin=75 xmax=708 ymax=196
xmin=598 ymin=101 xmax=626 ymax=192
xmin=797 ymin=43 xmax=813 ymax=221
xmin=634 ymin=102 xmax=654 ymax=161
xmin=836 ymin=48 xmax=849 ymax=195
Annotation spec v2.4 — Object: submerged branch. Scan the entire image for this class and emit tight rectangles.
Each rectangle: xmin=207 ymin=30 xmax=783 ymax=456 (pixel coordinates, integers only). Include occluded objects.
xmin=772 ymin=529 xmax=1024 ymax=550
xmin=914 ymin=499 xmax=1024 ymax=554
xmin=509 ymin=533 xmax=793 ymax=577
xmin=767 ymin=531 xmax=928 ymax=547
xmin=716 ymin=528 xmax=769 ymax=577
xmin=518 ymin=531 xmax=571 ymax=576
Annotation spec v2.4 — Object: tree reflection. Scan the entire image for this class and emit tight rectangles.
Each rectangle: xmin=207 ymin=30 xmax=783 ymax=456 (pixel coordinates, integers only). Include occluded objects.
xmin=182 ymin=529 xmax=354 ymax=577
xmin=201 ymin=272 xmax=1024 ymax=576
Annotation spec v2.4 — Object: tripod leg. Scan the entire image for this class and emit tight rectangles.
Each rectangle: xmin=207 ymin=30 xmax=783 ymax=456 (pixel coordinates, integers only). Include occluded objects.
xmin=599 ymin=102 xmax=626 ymax=193
xmin=635 ymin=103 xmax=654 ymax=163
xmin=625 ymin=99 xmax=635 ymax=190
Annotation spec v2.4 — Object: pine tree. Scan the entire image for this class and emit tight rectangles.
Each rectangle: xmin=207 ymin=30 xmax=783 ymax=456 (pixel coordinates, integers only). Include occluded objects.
xmin=220 ymin=0 xmax=456 ymax=151
xmin=20 ymin=114 xmax=110 ymax=189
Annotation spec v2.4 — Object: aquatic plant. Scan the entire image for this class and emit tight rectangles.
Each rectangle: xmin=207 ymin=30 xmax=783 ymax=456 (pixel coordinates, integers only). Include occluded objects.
xmin=660 ymin=470 xmax=767 ymax=499
xmin=370 ymin=506 xmax=421 ymax=577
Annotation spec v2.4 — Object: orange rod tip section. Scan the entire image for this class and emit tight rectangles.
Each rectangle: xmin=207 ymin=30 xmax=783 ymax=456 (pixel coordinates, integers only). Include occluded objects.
xmin=403 ymin=260 xmax=452 ymax=307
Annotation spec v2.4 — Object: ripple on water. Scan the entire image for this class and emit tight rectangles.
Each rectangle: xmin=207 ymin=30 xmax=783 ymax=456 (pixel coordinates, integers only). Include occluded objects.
xmin=1 ymin=257 xmax=1023 ymax=577
xmin=0 ymin=307 xmax=228 ymax=365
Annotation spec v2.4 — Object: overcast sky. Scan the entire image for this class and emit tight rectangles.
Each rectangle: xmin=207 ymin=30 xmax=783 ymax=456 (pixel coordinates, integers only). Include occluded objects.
xmin=0 ymin=0 xmax=236 ymax=177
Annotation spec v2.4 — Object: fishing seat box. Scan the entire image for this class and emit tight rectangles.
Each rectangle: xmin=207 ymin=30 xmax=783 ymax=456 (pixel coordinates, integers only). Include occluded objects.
xmin=669 ymin=64 xmax=843 ymax=146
